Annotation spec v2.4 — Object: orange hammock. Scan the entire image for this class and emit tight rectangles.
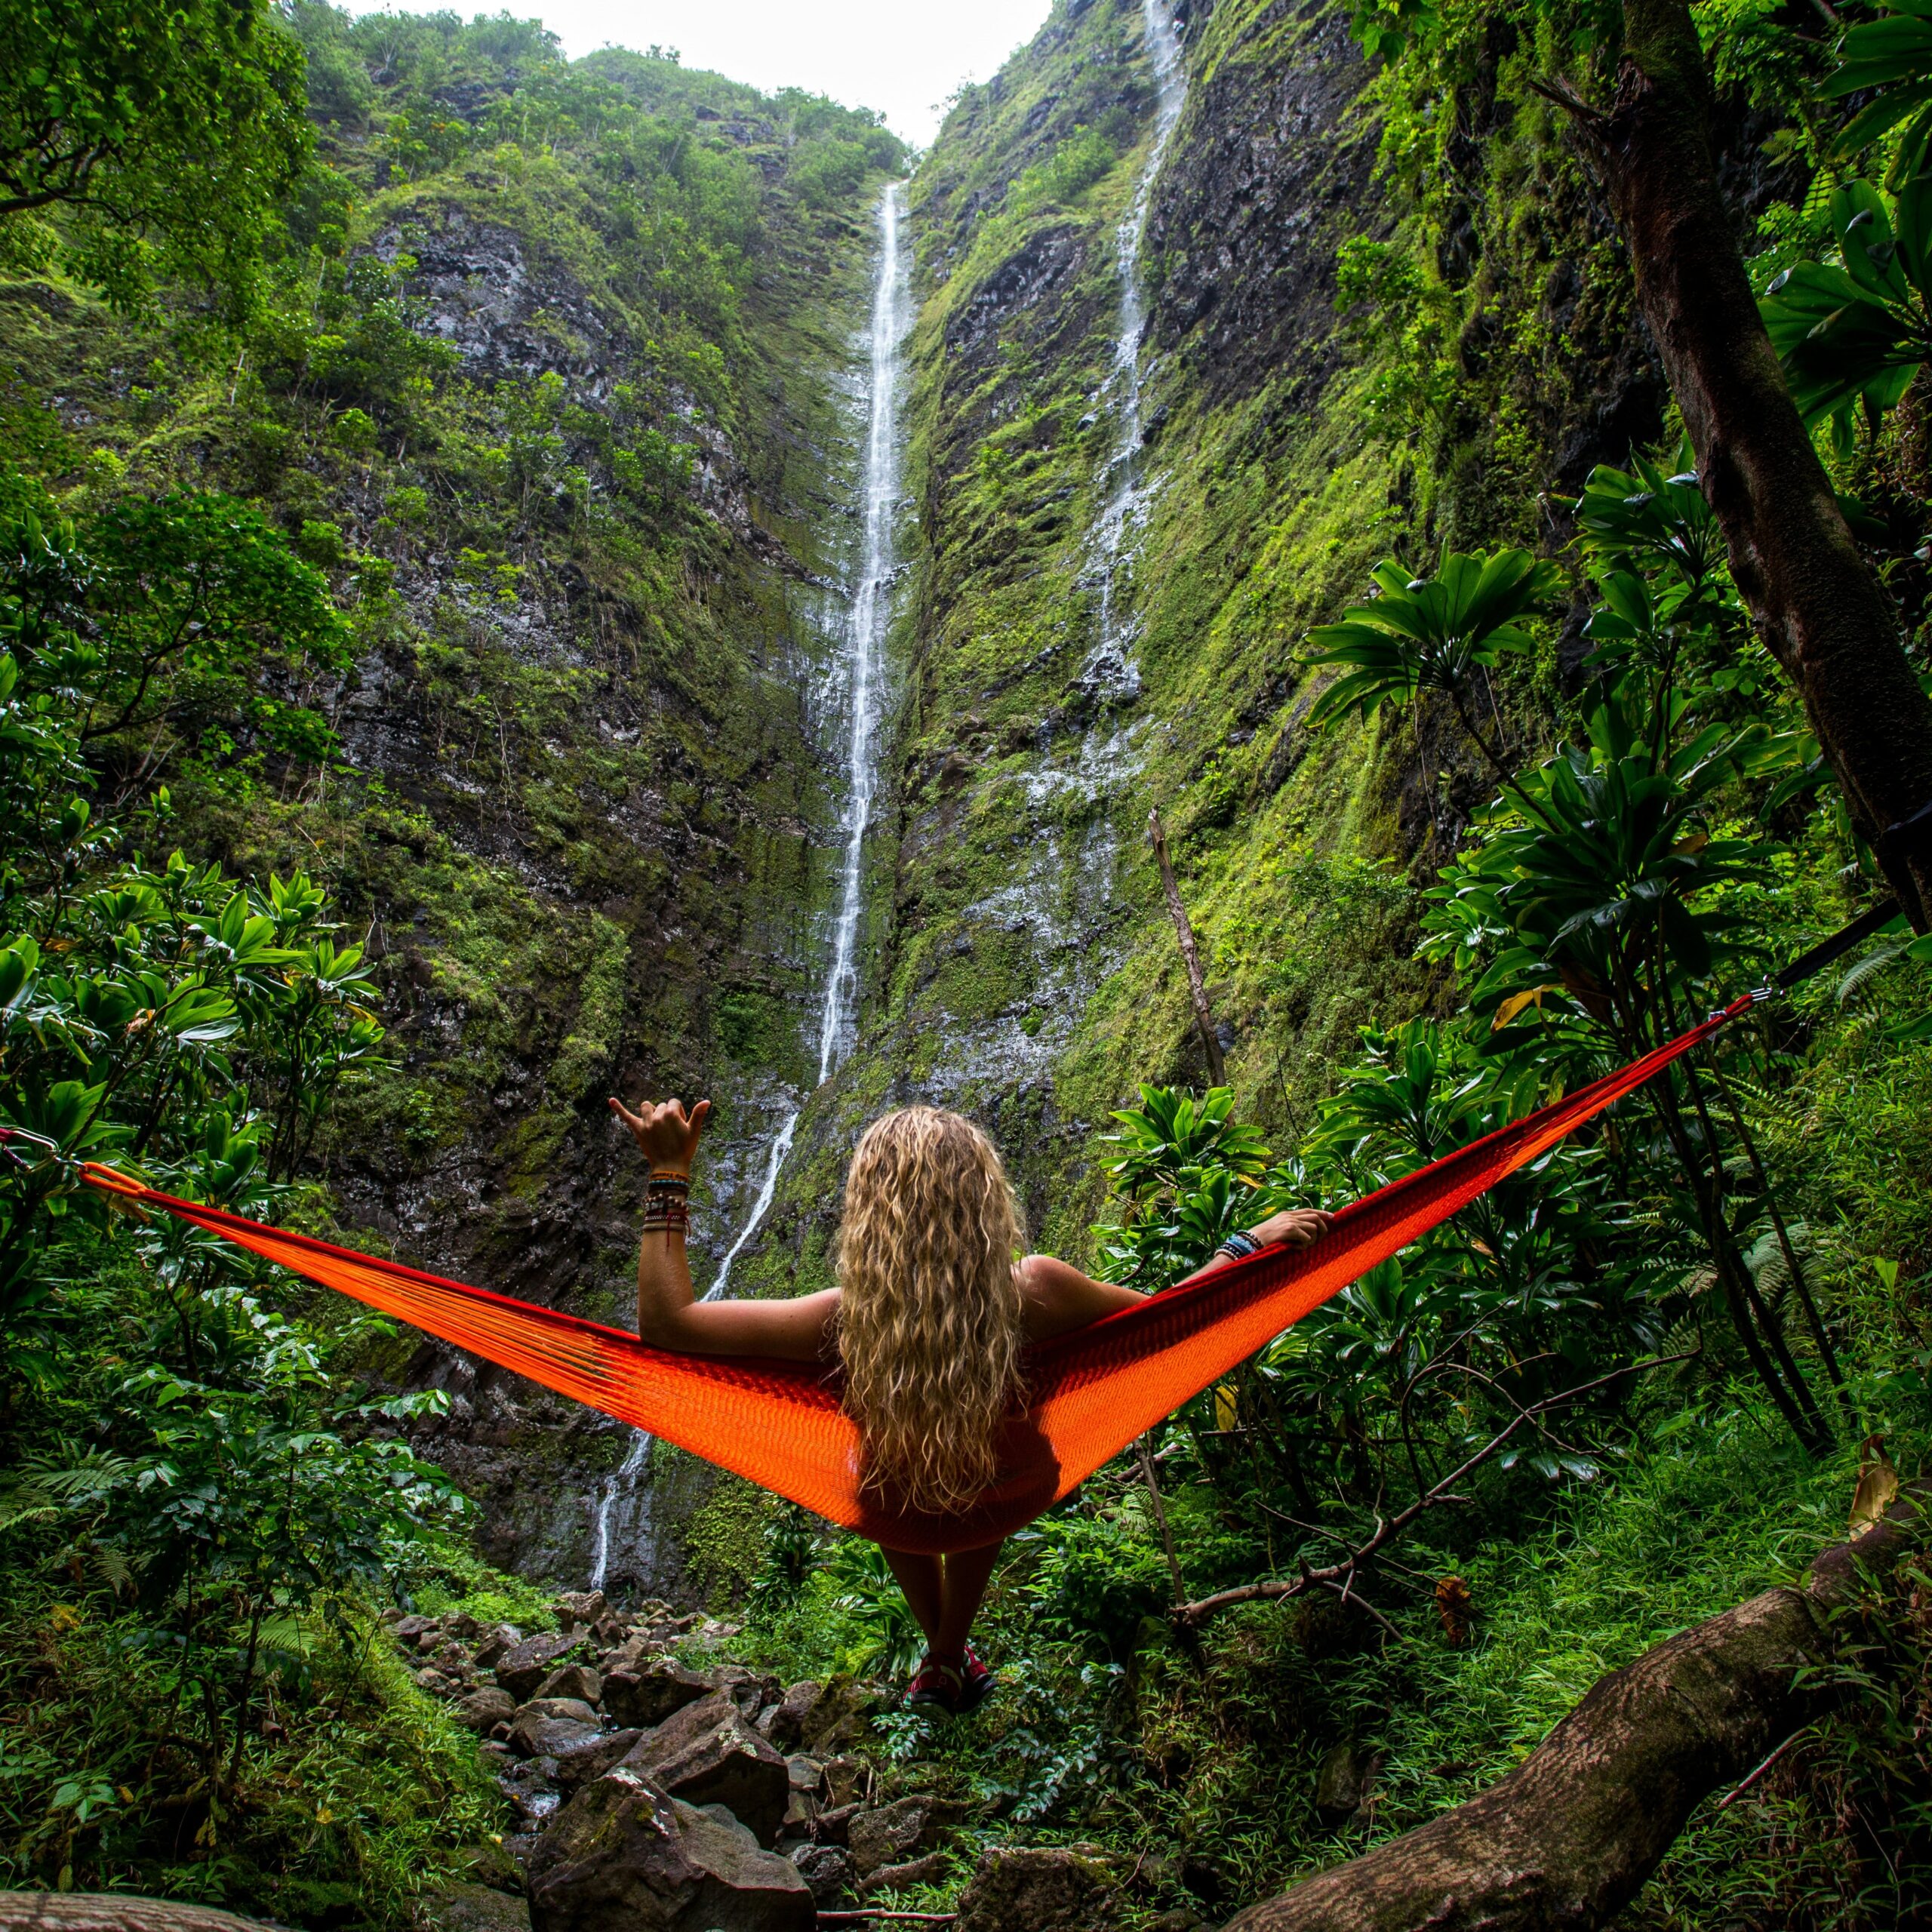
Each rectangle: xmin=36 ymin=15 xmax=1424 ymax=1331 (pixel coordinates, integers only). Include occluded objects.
xmin=52 ymin=997 xmax=1749 ymax=1553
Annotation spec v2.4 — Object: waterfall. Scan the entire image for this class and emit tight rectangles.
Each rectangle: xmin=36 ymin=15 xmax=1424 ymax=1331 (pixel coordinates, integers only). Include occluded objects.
xmin=1088 ymin=0 xmax=1188 ymax=694
xmin=585 ymin=181 xmax=909 ymax=1592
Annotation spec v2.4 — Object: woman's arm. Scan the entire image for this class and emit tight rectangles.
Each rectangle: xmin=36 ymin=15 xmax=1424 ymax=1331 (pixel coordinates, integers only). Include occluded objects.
xmin=1020 ymin=1205 xmax=1334 ymax=1341
xmin=608 ymin=1094 xmax=838 ymax=1362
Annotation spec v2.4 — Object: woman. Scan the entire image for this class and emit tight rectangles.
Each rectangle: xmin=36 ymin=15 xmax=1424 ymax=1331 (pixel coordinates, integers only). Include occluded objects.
xmin=609 ymin=1092 xmax=1331 ymax=1717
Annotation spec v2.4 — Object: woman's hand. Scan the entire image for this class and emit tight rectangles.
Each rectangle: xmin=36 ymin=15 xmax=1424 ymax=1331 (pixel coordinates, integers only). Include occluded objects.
xmin=1248 ymin=1207 xmax=1334 ymax=1250
xmin=609 ymin=1094 xmax=711 ymax=1176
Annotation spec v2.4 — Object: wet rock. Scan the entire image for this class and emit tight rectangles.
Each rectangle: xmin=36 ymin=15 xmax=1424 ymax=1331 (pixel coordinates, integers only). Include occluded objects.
xmin=525 ymin=1765 xmax=813 ymax=1932
xmin=1314 ymin=1740 xmax=1380 ymax=1825
xmin=457 ymin=1687 xmax=519 ymax=1733
xmin=500 ymin=1758 xmax=567 ymax=1831
xmin=413 ymin=1879 xmax=531 ymax=1932
xmin=590 ymin=1613 xmax=628 ymax=1646
xmin=788 ymin=1841 xmax=857 ymax=1908
xmin=393 ymin=1613 xmax=439 ymax=1648
xmin=497 ymin=1632 xmax=583 ymax=1701
xmin=954 ymin=1846 xmax=1120 ymax=1930
xmin=509 ymin=1713 xmax=603 ymax=1761
xmin=535 ymin=1663 xmax=602 ymax=1706
xmin=474 ymin=1623 xmax=522 ymax=1669
xmin=620 ymin=1690 xmax=791 ymax=1845
xmin=848 ymin=1794 xmax=959 ymax=1879
xmin=552 ymin=1727 xmax=645 ymax=1798
xmin=601 ymin=1660 xmax=716 ymax=1730
xmin=759 ymin=1680 xmax=823 ymax=1751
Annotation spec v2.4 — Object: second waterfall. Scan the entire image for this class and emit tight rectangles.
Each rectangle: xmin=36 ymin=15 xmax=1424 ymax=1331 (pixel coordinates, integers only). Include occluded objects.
xmin=588 ymin=181 xmax=911 ymax=1593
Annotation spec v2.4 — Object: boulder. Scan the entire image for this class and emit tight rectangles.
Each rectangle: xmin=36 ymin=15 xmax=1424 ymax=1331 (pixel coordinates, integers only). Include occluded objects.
xmin=811 ymin=1802 xmax=859 ymax=1847
xmin=552 ymin=1727 xmax=645 ymax=1798
xmin=447 ymin=1611 xmax=485 ymax=1641
xmin=474 ymin=1623 xmax=523 ymax=1670
xmin=496 ymin=1632 xmax=584 ymax=1702
xmin=550 ymin=1589 xmax=608 ymax=1632
xmin=452 ymin=1692 xmax=513 ymax=1739
xmin=821 ymin=1755 xmax=870 ymax=1808
xmin=867 ymin=1851 xmax=951 ymax=1893
xmin=784 ymin=1755 xmax=821 ymax=1793
xmin=509 ymin=1712 xmax=603 ymax=1761
xmin=515 ymin=1697 xmax=600 ymax=1727
xmin=792 ymin=1678 xmax=873 ymax=1755
xmin=1314 ymin=1740 xmax=1380 ymax=1825
xmin=525 ymin=1766 xmax=813 ymax=1932
xmin=601 ymin=1660 xmax=716 ymax=1730
xmin=535 ymin=1664 xmax=603 ymax=1706
xmin=392 ymin=1613 xmax=439 ymax=1648
xmin=620 ymin=1691 xmax=791 ymax=1845
xmin=410 ymin=1881 xmax=531 ymax=1932
xmin=954 ymin=1846 xmax=1120 ymax=1932
xmin=788 ymin=1841 xmax=856 ymax=1908
xmin=848 ymin=1794 xmax=958 ymax=1879
xmin=759 ymin=1681 xmax=823 ymax=1751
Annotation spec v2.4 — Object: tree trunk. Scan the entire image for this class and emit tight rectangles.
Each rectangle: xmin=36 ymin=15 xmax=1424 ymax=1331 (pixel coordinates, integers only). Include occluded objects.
xmin=1595 ymin=0 xmax=1932 ymax=928
xmin=0 ymin=1900 xmax=282 ymax=1932
xmin=1221 ymin=1486 xmax=1923 ymax=1931
xmin=1147 ymin=808 xmax=1228 ymax=1084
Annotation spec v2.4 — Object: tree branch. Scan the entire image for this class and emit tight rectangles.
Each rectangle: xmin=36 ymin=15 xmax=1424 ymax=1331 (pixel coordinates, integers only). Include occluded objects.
xmin=1177 ymin=1355 xmax=1693 ymax=1624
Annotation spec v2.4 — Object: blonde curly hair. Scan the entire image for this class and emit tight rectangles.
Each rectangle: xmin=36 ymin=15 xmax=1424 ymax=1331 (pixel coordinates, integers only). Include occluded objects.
xmin=836 ymin=1106 xmax=1027 ymax=1516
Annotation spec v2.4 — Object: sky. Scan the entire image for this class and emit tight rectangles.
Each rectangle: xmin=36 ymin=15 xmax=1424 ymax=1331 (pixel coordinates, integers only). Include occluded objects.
xmin=346 ymin=0 xmax=1057 ymax=146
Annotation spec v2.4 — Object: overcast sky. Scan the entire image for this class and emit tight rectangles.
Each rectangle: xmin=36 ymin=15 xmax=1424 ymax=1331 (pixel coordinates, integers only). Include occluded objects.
xmin=345 ymin=0 xmax=1057 ymax=146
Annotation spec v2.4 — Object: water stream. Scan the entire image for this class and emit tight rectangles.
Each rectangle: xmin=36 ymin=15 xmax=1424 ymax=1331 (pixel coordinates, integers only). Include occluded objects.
xmin=588 ymin=181 xmax=910 ymax=1593
xmin=1088 ymin=0 xmax=1189 ymax=697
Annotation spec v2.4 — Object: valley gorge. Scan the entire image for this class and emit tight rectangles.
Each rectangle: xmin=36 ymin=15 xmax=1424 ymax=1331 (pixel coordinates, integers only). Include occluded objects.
xmin=14 ymin=0 xmax=1932 ymax=1921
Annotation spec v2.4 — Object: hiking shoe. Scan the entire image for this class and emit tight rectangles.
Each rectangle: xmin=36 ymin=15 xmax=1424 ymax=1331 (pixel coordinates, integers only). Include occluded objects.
xmin=906 ymin=1652 xmax=965 ymax=1716
xmin=957 ymin=1643 xmax=996 ymax=1715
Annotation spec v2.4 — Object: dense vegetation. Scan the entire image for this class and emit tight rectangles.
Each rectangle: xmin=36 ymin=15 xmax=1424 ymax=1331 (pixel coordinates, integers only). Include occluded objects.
xmin=2 ymin=0 xmax=1932 ymax=1927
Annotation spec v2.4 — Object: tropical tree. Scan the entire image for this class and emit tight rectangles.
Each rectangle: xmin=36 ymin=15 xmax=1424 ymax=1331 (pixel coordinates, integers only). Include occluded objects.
xmin=1303 ymin=549 xmax=1559 ymax=780
xmin=0 ymin=0 xmax=311 ymax=319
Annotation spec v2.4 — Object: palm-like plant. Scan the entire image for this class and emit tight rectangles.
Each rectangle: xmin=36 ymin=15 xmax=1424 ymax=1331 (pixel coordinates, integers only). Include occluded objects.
xmin=1303 ymin=549 xmax=1560 ymax=779
xmin=1760 ymin=179 xmax=1932 ymax=452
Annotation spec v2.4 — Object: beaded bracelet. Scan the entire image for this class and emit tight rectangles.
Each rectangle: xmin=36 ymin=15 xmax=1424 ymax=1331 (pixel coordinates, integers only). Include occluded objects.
xmin=642 ymin=1171 xmax=691 ymax=1238
xmin=1215 ymin=1229 xmax=1262 ymax=1262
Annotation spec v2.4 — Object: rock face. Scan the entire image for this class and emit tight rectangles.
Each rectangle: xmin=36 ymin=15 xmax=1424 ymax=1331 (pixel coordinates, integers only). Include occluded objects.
xmin=525 ymin=1767 xmax=814 ymax=1932
xmin=953 ymin=1845 xmax=1121 ymax=1931
xmin=620 ymin=1692 xmax=792 ymax=1846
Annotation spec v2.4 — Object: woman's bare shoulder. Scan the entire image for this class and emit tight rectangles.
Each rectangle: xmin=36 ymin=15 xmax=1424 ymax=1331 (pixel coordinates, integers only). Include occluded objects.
xmin=1017 ymin=1254 xmax=1145 ymax=1341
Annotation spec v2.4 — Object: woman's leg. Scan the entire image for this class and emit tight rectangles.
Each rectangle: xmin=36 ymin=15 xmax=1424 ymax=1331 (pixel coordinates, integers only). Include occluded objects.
xmin=879 ymin=1548 xmax=945 ymax=1649
xmin=934 ymin=1540 xmax=1004 ymax=1657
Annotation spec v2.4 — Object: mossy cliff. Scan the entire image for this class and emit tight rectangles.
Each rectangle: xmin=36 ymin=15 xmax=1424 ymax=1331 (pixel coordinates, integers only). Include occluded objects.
xmin=0 ymin=9 xmax=906 ymax=1592
xmin=726 ymin=0 xmax=1713 ymax=1280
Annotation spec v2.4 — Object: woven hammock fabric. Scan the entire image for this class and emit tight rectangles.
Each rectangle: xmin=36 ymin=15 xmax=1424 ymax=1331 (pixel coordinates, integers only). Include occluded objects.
xmin=69 ymin=998 xmax=1747 ymax=1553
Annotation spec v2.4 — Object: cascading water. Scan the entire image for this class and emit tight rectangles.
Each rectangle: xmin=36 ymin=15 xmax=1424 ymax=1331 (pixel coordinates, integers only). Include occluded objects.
xmin=586 ymin=182 xmax=910 ymax=1594
xmin=1088 ymin=0 xmax=1188 ymax=697
xmin=937 ymin=0 xmax=1189 ymax=1100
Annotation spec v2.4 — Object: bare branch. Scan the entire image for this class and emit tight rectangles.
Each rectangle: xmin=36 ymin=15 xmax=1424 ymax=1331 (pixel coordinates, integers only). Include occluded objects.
xmin=1177 ymin=1354 xmax=1694 ymax=1624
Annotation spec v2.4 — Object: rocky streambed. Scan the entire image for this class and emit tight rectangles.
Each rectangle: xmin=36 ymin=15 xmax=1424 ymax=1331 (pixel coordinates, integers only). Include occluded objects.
xmin=384 ymin=1591 xmax=1178 ymax=1932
